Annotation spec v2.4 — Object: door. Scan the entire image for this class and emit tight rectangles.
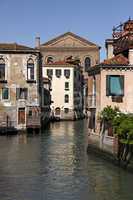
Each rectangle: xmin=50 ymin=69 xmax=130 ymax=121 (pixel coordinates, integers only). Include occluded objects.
xmin=18 ymin=108 xmax=25 ymax=124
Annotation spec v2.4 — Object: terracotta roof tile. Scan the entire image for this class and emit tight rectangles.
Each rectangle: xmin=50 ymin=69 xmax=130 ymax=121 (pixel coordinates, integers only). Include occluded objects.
xmin=0 ymin=43 xmax=35 ymax=51
xmin=102 ymin=54 xmax=129 ymax=65
xmin=51 ymin=60 xmax=70 ymax=65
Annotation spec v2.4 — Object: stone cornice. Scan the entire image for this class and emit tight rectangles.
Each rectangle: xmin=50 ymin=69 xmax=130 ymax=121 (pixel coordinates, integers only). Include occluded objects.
xmin=88 ymin=64 xmax=133 ymax=76
xmin=44 ymin=64 xmax=76 ymax=68
xmin=40 ymin=47 xmax=99 ymax=52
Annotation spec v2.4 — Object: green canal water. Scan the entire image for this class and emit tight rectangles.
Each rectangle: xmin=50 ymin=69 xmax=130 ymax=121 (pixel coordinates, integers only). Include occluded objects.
xmin=0 ymin=120 xmax=133 ymax=200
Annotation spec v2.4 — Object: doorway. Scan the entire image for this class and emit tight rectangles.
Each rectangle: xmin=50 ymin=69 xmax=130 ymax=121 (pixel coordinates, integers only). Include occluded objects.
xmin=18 ymin=108 xmax=25 ymax=124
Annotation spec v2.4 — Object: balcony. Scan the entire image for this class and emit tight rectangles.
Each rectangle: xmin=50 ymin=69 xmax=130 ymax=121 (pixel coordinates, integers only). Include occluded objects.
xmin=88 ymin=94 xmax=96 ymax=108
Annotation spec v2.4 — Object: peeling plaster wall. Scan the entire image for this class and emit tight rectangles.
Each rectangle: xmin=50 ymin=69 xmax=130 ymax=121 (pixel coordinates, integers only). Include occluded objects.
xmin=0 ymin=53 xmax=40 ymax=129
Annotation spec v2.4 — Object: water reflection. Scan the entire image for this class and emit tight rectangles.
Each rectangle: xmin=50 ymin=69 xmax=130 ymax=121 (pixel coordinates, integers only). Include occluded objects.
xmin=0 ymin=120 xmax=133 ymax=200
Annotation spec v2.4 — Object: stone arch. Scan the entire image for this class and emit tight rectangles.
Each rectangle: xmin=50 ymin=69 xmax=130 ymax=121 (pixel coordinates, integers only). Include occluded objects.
xmin=45 ymin=55 xmax=55 ymax=64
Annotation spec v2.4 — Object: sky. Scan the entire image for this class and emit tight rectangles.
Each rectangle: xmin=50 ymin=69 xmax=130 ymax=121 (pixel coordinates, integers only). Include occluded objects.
xmin=0 ymin=0 xmax=133 ymax=61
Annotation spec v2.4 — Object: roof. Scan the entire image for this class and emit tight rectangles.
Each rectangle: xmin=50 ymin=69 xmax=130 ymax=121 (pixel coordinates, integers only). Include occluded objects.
xmin=44 ymin=60 xmax=83 ymax=70
xmin=49 ymin=60 xmax=70 ymax=65
xmin=41 ymin=32 xmax=100 ymax=48
xmin=45 ymin=58 xmax=81 ymax=66
xmin=88 ymin=54 xmax=130 ymax=76
xmin=0 ymin=43 xmax=36 ymax=52
xmin=102 ymin=54 xmax=129 ymax=65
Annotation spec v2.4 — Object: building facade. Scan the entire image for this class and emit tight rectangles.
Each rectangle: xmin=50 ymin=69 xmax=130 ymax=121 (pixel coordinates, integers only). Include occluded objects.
xmin=36 ymin=32 xmax=100 ymax=116
xmin=88 ymin=19 xmax=133 ymax=153
xmin=0 ymin=43 xmax=43 ymax=132
xmin=42 ymin=77 xmax=51 ymax=125
xmin=43 ymin=60 xmax=84 ymax=120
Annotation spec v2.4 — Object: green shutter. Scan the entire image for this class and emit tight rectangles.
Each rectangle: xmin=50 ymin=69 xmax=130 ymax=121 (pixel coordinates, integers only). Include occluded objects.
xmin=120 ymin=75 xmax=124 ymax=96
xmin=2 ymin=88 xmax=8 ymax=99
xmin=106 ymin=75 xmax=110 ymax=96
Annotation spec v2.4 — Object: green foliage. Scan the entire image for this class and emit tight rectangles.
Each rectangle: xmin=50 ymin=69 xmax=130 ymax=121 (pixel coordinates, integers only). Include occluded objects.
xmin=100 ymin=105 xmax=120 ymax=122
xmin=114 ymin=114 xmax=133 ymax=144
xmin=100 ymin=106 xmax=133 ymax=166
xmin=100 ymin=106 xmax=133 ymax=144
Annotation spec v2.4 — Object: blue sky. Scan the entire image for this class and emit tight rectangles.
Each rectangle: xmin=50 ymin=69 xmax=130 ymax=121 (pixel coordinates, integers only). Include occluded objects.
xmin=0 ymin=0 xmax=133 ymax=60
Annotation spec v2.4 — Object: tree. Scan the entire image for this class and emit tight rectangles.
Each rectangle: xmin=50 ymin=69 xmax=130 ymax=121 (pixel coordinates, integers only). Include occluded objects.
xmin=113 ymin=113 xmax=133 ymax=167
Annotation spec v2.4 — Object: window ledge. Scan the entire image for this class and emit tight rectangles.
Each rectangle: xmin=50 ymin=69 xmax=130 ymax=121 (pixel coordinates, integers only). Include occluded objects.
xmin=27 ymin=80 xmax=36 ymax=83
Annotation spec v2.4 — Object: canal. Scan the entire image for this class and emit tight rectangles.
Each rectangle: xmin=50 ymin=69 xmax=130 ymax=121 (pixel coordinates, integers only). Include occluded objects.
xmin=0 ymin=120 xmax=133 ymax=200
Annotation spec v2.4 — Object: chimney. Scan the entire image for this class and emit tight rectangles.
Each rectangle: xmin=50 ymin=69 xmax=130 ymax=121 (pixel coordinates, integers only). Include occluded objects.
xmin=105 ymin=39 xmax=114 ymax=59
xmin=129 ymin=49 xmax=133 ymax=65
xmin=35 ymin=36 xmax=40 ymax=48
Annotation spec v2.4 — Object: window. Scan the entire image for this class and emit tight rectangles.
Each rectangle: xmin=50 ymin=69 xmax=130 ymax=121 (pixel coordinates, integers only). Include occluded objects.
xmin=56 ymin=69 xmax=61 ymax=78
xmin=27 ymin=58 xmax=34 ymax=80
xmin=16 ymin=88 xmax=28 ymax=100
xmin=2 ymin=88 xmax=9 ymax=100
xmin=64 ymin=108 xmax=69 ymax=113
xmin=106 ymin=75 xmax=124 ymax=96
xmin=74 ymin=71 xmax=76 ymax=77
xmin=64 ymin=69 xmax=70 ymax=78
xmin=55 ymin=107 xmax=61 ymax=115
xmin=47 ymin=69 xmax=53 ymax=77
xmin=0 ymin=58 xmax=5 ymax=80
xmin=65 ymin=82 xmax=69 ymax=90
xmin=85 ymin=57 xmax=91 ymax=72
xmin=47 ymin=56 xmax=53 ymax=64
xmin=65 ymin=94 xmax=69 ymax=103
xmin=29 ymin=110 xmax=32 ymax=117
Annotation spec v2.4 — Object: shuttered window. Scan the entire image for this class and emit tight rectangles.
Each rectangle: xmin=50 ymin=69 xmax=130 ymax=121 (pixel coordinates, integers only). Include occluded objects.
xmin=65 ymin=82 xmax=69 ymax=90
xmin=2 ymin=88 xmax=9 ymax=100
xmin=0 ymin=58 xmax=5 ymax=80
xmin=47 ymin=69 xmax=53 ymax=77
xmin=55 ymin=69 xmax=61 ymax=78
xmin=64 ymin=69 xmax=70 ymax=78
xmin=16 ymin=88 xmax=28 ymax=100
xmin=65 ymin=94 xmax=69 ymax=103
xmin=106 ymin=75 xmax=124 ymax=96
xmin=27 ymin=59 xmax=34 ymax=80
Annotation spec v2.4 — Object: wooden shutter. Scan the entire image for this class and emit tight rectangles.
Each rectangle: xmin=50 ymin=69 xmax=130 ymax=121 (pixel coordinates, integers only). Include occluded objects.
xmin=120 ymin=75 xmax=124 ymax=96
xmin=106 ymin=75 xmax=110 ymax=96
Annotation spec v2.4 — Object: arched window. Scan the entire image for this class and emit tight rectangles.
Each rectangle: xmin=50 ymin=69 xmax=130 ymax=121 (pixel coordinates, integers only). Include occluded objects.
xmin=27 ymin=58 xmax=34 ymax=80
xmin=47 ymin=56 xmax=54 ymax=64
xmin=0 ymin=58 xmax=5 ymax=80
xmin=55 ymin=107 xmax=61 ymax=115
xmin=85 ymin=57 xmax=91 ymax=72
xmin=65 ymin=94 xmax=69 ymax=103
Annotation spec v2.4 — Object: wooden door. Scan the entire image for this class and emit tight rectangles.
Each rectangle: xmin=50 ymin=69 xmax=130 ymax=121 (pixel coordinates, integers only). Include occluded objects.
xmin=18 ymin=108 xmax=25 ymax=124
